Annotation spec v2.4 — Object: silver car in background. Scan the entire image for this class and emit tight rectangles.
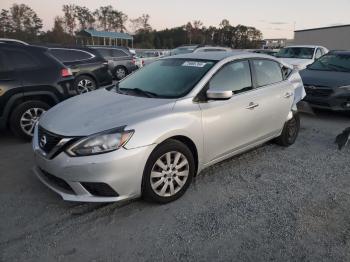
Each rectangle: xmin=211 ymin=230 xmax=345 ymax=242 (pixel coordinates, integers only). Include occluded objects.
xmin=33 ymin=51 xmax=304 ymax=203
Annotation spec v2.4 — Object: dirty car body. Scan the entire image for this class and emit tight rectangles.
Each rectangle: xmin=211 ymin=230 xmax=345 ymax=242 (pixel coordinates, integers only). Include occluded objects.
xmin=33 ymin=51 xmax=304 ymax=203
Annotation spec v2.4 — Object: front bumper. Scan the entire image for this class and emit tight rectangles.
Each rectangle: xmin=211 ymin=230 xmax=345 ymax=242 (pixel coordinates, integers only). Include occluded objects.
xmin=304 ymin=90 xmax=350 ymax=111
xmin=33 ymin=127 xmax=156 ymax=202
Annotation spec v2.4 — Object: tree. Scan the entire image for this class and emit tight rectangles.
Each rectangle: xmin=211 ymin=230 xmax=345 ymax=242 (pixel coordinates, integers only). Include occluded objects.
xmin=75 ymin=6 xmax=95 ymax=30
xmin=94 ymin=6 xmax=127 ymax=32
xmin=62 ymin=4 xmax=76 ymax=35
xmin=0 ymin=9 xmax=12 ymax=37
xmin=130 ymin=14 xmax=152 ymax=33
xmin=185 ymin=22 xmax=193 ymax=44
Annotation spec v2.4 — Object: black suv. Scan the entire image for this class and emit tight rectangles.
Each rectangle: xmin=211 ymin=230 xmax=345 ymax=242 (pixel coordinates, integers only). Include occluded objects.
xmin=89 ymin=46 xmax=138 ymax=80
xmin=0 ymin=44 xmax=75 ymax=140
xmin=48 ymin=47 xmax=113 ymax=93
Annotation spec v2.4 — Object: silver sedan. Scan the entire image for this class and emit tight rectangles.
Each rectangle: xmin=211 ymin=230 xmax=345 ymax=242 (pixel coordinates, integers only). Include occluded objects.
xmin=33 ymin=51 xmax=304 ymax=203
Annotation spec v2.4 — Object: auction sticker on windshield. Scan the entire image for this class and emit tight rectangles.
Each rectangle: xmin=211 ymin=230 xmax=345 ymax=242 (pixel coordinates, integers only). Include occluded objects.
xmin=182 ymin=61 xmax=207 ymax=67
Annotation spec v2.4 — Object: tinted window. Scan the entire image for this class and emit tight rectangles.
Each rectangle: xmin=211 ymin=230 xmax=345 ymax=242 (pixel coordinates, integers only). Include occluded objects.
xmin=253 ymin=60 xmax=283 ymax=87
xmin=7 ymin=50 xmax=39 ymax=70
xmin=209 ymin=61 xmax=252 ymax=94
xmin=96 ymin=48 xmax=112 ymax=57
xmin=0 ymin=51 xmax=7 ymax=72
xmin=50 ymin=49 xmax=93 ymax=62
xmin=117 ymin=59 xmax=216 ymax=98
xmin=203 ymin=49 xmax=227 ymax=52
xmin=111 ymin=49 xmax=128 ymax=57
xmin=309 ymin=53 xmax=350 ymax=72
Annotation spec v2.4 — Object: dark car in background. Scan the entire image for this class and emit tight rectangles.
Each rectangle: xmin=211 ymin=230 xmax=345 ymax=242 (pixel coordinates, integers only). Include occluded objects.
xmin=300 ymin=51 xmax=350 ymax=111
xmin=48 ymin=47 xmax=113 ymax=94
xmin=89 ymin=46 xmax=138 ymax=80
xmin=0 ymin=44 xmax=75 ymax=140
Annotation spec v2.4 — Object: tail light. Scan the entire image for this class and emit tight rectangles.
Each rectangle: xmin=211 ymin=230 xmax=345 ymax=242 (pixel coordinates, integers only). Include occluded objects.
xmin=61 ymin=68 xmax=72 ymax=77
xmin=131 ymin=58 xmax=136 ymax=65
xmin=142 ymin=60 xmax=145 ymax=66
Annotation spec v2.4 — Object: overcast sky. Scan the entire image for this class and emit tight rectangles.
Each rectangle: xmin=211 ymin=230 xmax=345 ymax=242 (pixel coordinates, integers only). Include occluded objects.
xmin=2 ymin=0 xmax=350 ymax=39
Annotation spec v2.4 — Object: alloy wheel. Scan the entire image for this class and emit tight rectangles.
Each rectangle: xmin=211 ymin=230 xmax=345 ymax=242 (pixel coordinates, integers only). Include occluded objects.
xmin=77 ymin=79 xmax=94 ymax=94
xmin=150 ymin=151 xmax=189 ymax=197
xmin=20 ymin=108 xmax=45 ymax=136
xmin=116 ymin=68 xmax=126 ymax=79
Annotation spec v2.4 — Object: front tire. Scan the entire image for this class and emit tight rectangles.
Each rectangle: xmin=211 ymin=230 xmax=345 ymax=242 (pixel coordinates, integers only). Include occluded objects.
xmin=10 ymin=101 xmax=50 ymax=141
xmin=275 ymin=113 xmax=300 ymax=147
xmin=142 ymin=139 xmax=195 ymax=204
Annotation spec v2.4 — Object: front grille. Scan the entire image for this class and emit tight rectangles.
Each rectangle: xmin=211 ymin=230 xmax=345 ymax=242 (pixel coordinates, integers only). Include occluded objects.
xmin=81 ymin=182 xmax=119 ymax=197
xmin=305 ymin=86 xmax=333 ymax=97
xmin=38 ymin=127 xmax=62 ymax=154
xmin=40 ymin=169 xmax=74 ymax=193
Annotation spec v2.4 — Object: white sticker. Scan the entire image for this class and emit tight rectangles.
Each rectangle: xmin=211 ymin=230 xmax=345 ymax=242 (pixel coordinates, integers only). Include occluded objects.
xmin=182 ymin=61 xmax=207 ymax=67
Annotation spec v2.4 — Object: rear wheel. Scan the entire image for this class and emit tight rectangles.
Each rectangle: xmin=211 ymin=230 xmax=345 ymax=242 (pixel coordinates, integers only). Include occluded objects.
xmin=74 ymin=75 xmax=97 ymax=94
xmin=114 ymin=66 xmax=128 ymax=80
xmin=10 ymin=101 xmax=50 ymax=141
xmin=142 ymin=139 xmax=195 ymax=203
xmin=275 ymin=113 xmax=300 ymax=147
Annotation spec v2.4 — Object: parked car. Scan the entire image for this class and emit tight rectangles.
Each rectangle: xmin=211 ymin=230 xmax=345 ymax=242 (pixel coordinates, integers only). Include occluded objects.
xmin=48 ymin=47 xmax=113 ymax=94
xmin=300 ymin=50 xmax=350 ymax=111
xmin=276 ymin=45 xmax=329 ymax=70
xmin=33 ymin=51 xmax=303 ymax=203
xmin=137 ymin=50 xmax=163 ymax=65
xmin=0 ymin=44 xmax=75 ymax=140
xmin=170 ymin=45 xmax=231 ymax=56
xmin=89 ymin=46 xmax=139 ymax=80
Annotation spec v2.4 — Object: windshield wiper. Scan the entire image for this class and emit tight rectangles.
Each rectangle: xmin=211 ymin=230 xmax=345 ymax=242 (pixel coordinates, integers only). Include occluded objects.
xmin=120 ymin=88 xmax=158 ymax=98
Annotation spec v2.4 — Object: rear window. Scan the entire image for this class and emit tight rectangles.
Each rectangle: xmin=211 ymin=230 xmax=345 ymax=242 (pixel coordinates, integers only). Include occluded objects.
xmin=96 ymin=48 xmax=112 ymax=57
xmin=253 ymin=59 xmax=283 ymax=87
xmin=50 ymin=49 xmax=94 ymax=62
xmin=111 ymin=49 xmax=129 ymax=58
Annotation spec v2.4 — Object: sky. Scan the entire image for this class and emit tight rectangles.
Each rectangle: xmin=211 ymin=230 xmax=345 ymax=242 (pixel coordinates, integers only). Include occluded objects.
xmin=2 ymin=0 xmax=350 ymax=39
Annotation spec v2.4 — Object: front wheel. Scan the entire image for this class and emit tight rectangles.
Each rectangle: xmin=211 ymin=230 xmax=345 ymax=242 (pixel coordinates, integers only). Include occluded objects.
xmin=275 ymin=113 xmax=300 ymax=147
xmin=142 ymin=140 xmax=195 ymax=204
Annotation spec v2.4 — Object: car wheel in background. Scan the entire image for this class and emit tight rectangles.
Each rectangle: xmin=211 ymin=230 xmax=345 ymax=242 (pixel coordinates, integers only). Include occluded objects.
xmin=114 ymin=66 xmax=128 ymax=80
xmin=275 ymin=113 xmax=300 ymax=147
xmin=142 ymin=139 xmax=195 ymax=203
xmin=10 ymin=101 xmax=50 ymax=141
xmin=74 ymin=75 xmax=97 ymax=94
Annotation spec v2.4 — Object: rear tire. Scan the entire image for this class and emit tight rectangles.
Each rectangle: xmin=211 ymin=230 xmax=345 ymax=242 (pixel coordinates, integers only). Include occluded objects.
xmin=114 ymin=66 xmax=128 ymax=80
xmin=10 ymin=101 xmax=50 ymax=141
xmin=74 ymin=75 xmax=97 ymax=94
xmin=275 ymin=113 xmax=300 ymax=147
xmin=142 ymin=139 xmax=195 ymax=204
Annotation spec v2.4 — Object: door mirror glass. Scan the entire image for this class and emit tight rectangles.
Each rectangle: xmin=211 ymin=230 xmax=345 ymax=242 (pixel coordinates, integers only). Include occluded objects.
xmin=206 ymin=90 xmax=232 ymax=100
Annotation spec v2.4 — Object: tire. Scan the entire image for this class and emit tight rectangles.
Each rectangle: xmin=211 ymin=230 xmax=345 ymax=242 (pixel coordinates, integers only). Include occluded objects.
xmin=10 ymin=101 xmax=50 ymax=141
xmin=275 ymin=113 xmax=300 ymax=147
xmin=74 ymin=75 xmax=97 ymax=94
xmin=114 ymin=66 xmax=128 ymax=80
xmin=142 ymin=139 xmax=195 ymax=204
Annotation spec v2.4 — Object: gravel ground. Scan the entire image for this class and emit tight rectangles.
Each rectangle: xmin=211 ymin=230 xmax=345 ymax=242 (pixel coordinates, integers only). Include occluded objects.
xmin=0 ymin=111 xmax=349 ymax=262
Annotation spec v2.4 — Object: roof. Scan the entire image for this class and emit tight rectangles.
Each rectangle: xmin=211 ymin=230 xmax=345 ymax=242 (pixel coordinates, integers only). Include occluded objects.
xmin=166 ymin=50 xmax=272 ymax=61
xmin=79 ymin=29 xmax=133 ymax=40
xmin=295 ymin=24 xmax=350 ymax=33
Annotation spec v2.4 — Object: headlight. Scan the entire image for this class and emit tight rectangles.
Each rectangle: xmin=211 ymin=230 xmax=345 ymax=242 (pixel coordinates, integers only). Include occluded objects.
xmin=66 ymin=128 xmax=134 ymax=156
xmin=338 ymin=85 xmax=350 ymax=91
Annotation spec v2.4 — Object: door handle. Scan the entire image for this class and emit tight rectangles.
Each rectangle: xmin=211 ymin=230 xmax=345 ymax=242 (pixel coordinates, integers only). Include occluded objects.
xmin=246 ymin=102 xmax=259 ymax=110
xmin=284 ymin=92 xmax=293 ymax=98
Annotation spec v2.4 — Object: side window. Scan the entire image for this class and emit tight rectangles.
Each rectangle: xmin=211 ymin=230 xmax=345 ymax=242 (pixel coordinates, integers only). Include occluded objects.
xmin=7 ymin=50 xmax=39 ymax=70
xmin=315 ymin=49 xmax=323 ymax=59
xmin=97 ymin=48 xmax=112 ymax=57
xmin=0 ymin=51 xmax=7 ymax=72
xmin=209 ymin=60 xmax=252 ymax=94
xmin=252 ymin=60 xmax=283 ymax=87
xmin=111 ymin=49 xmax=128 ymax=58
xmin=50 ymin=49 xmax=93 ymax=62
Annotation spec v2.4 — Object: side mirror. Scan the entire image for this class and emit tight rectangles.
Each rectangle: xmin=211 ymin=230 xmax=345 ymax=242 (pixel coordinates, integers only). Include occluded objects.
xmin=206 ymin=90 xmax=232 ymax=100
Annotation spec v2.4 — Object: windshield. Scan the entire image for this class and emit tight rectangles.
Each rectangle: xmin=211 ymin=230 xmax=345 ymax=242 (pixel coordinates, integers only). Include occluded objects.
xmin=115 ymin=58 xmax=216 ymax=98
xmin=308 ymin=53 xmax=350 ymax=72
xmin=276 ymin=47 xmax=315 ymax=59
xmin=171 ymin=46 xmax=197 ymax=55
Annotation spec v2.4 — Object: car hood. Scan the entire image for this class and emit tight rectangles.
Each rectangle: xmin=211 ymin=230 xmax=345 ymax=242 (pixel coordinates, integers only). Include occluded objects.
xmin=39 ymin=89 xmax=176 ymax=136
xmin=299 ymin=69 xmax=350 ymax=88
xmin=278 ymin=58 xmax=312 ymax=68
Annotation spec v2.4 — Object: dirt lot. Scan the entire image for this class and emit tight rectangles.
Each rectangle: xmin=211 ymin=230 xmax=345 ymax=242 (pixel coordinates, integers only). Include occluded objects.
xmin=0 ymin=111 xmax=349 ymax=262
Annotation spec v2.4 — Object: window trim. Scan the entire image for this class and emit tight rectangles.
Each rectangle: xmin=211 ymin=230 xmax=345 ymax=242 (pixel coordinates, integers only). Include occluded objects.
xmin=49 ymin=48 xmax=95 ymax=63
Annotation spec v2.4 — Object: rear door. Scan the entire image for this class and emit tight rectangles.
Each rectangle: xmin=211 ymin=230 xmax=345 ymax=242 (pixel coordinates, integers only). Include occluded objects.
xmin=250 ymin=59 xmax=294 ymax=137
